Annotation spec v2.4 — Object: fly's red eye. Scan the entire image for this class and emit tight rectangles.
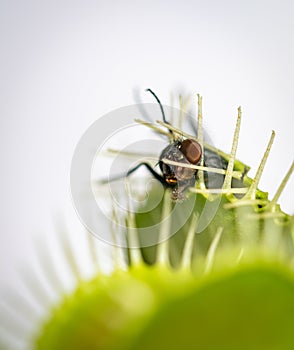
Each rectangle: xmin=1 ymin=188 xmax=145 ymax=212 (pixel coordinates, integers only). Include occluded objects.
xmin=180 ymin=139 xmax=202 ymax=164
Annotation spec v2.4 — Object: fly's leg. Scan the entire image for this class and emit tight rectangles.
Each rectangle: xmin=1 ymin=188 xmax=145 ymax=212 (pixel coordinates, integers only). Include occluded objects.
xmin=100 ymin=162 xmax=167 ymax=186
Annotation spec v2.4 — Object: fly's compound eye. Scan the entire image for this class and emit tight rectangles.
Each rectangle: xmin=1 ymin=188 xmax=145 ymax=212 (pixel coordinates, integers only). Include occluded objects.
xmin=180 ymin=139 xmax=202 ymax=164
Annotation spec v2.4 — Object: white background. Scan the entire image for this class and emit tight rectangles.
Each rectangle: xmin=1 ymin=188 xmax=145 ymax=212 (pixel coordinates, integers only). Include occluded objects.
xmin=1 ymin=0 xmax=294 ymax=295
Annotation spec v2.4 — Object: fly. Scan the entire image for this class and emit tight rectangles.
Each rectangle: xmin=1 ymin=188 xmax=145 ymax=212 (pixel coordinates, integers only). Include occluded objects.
xmin=102 ymin=89 xmax=232 ymax=201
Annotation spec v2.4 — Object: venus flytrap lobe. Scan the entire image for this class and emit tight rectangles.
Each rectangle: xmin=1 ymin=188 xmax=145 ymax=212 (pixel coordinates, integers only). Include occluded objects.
xmin=34 ymin=99 xmax=294 ymax=350
xmin=1 ymin=92 xmax=293 ymax=350
xmin=36 ymin=96 xmax=294 ymax=348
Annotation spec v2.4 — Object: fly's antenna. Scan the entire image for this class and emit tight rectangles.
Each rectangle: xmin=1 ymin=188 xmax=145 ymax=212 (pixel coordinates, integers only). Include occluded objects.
xmin=145 ymin=89 xmax=173 ymax=137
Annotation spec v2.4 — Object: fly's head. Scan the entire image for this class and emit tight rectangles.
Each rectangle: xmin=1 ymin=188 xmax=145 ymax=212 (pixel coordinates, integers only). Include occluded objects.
xmin=159 ymin=139 xmax=202 ymax=200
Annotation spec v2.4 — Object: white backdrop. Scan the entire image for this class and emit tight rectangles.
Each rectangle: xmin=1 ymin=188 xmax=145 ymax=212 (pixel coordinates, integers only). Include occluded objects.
xmin=1 ymin=0 xmax=294 ymax=291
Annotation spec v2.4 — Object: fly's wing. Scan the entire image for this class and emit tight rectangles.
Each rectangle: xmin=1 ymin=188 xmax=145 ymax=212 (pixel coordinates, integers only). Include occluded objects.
xmin=203 ymin=148 xmax=227 ymax=189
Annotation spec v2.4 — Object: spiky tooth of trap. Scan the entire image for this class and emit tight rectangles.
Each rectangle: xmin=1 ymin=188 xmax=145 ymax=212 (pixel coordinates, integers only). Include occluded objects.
xmin=223 ymin=107 xmax=242 ymax=190
xmin=59 ymin=228 xmax=82 ymax=282
xmin=269 ymin=161 xmax=294 ymax=211
xmin=161 ymin=158 xmax=243 ymax=180
xmin=134 ymin=118 xmax=172 ymax=139
xmin=87 ymin=233 xmax=101 ymax=273
xmin=197 ymin=94 xmax=206 ymax=190
xmin=245 ymin=131 xmax=275 ymax=200
xmin=110 ymin=203 xmax=128 ymax=271
xmin=204 ymin=227 xmax=223 ymax=274
xmin=126 ymin=181 xmax=143 ymax=267
xmin=190 ymin=187 xmax=248 ymax=195
xmin=126 ymin=213 xmax=143 ymax=267
xmin=181 ymin=213 xmax=199 ymax=270
xmin=156 ymin=191 xmax=172 ymax=267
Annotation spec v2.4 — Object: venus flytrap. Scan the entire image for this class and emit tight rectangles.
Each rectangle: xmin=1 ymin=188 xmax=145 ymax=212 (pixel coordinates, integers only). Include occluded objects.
xmin=2 ymin=93 xmax=293 ymax=350
xmin=38 ymin=164 xmax=294 ymax=350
